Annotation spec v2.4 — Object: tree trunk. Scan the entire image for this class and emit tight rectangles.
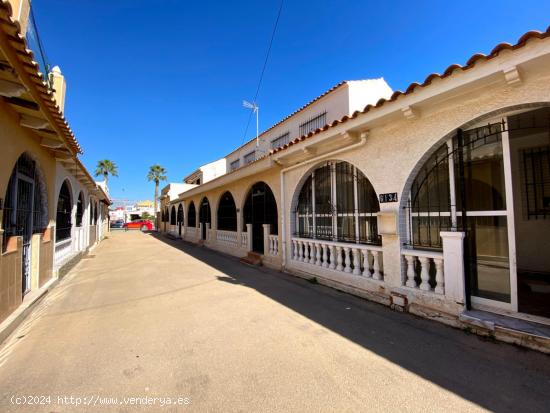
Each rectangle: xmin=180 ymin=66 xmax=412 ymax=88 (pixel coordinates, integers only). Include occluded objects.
xmin=154 ymin=181 xmax=159 ymax=216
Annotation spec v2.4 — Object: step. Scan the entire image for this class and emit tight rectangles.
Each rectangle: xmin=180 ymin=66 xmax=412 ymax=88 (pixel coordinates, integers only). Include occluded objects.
xmin=240 ymin=252 xmax=262 ymax=266
xmin=460 ymin=309 xmax=550 ymax=352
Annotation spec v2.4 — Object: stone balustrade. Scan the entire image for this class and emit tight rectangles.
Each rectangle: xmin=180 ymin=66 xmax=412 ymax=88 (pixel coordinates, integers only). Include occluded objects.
xmin=54 ymin=238 xmax=72 ymax=266
xmin=267 ymin=235 xmax=279 ymax=256
xmin=240 ymin=231 xmax=248 ymax=248
xmin=402 ymin=249 xmax=444 ymax=294
xmin=291 ymin=237 xmax=383 ymax=280
xmin=217 ymin=230 xmax=238 ymax=245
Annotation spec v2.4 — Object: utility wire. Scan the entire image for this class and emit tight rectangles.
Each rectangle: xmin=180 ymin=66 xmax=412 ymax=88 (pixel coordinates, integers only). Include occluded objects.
xmin=241 ymin=0 xmax=284 ymax=145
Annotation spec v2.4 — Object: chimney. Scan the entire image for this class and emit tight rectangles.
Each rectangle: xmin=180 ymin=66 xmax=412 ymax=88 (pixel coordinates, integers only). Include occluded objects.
xmin=49 ymin=66 xmax=66 ymax=113
xmin=7 ymin=0 xmax=31 ymax=35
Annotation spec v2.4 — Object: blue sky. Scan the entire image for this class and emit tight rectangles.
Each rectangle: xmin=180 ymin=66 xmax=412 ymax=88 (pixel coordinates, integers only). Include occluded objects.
xmin=33 ymin=0 xmax=549 ymax=202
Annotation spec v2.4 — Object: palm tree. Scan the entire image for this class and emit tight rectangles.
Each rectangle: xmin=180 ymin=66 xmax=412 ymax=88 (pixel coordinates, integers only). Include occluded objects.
xmin=94 ymin=160 xmax=118 ymax=186
xmin=147 ymin=164 xmax=167 ymax=216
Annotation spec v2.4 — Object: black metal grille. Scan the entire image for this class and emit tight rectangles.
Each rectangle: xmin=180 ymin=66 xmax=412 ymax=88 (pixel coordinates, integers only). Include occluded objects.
xmin=271 ymin=132 xmax=290 ymax=149
xmin=244 ymin=151 xmax=256 ymax=165
xmin=295 ymin=161 xmax=380 ymax=245
xmin=170 ymin=206 xmax=176 ymax=225
xmin=405 ymin=121 xmax=506 ymax=250
xmin=76 ymin=193 xmax=84 ymax=226
xmin=299 ymin=111 xmax=327 ymax=136
xmin=177 ymin=204 xmax=184 ymax=223
xmin=230 ymin=159 xmax=240 ymax=171
xmin=56 ymin=181 xmax=72 ymax=241
xmin=217 ymin=191 xmax=237 ymax=231
xmin=188 ymin=203 xmax=196 ymax=227
xmin=522 ymin=145 xmax=550 ymax=219
xmin=2 ymin=154 xmax=46 ymax=253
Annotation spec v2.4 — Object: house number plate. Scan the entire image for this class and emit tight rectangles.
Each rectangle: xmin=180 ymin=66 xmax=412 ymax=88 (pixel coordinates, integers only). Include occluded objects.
xmin=379 ymin=193 xmax=398 ymax=203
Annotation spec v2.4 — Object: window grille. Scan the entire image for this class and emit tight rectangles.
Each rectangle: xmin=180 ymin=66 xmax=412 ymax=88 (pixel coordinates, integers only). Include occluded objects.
xmin=56 ymin=181 xmax=72 ymax=241
xmin=244 ymin=151 xmax=256 ymax=164
xmin=521 ymin=145 xmax=550 ymax=219
xmin=177 ymin=204 xmax=184 ymax=223
xmin=299 ymin=111 xmax=327 ymax=136
xmin=188 ymin=202 xmax=196 ymax=227
xmin=170 ymin=206 xmax=176 ymax=225
xmin=271 ymin=132 xmax=290 ymax=149
xmin=295 ymin=161 xmax=380 ymax=245
xmin=230 ymin=159 xmax=240 ymax=171
xmin=217 ymin=191 xmax=237 ymax=231
xmin=76 ymin=193 xmax=84 ymax=226
xmin=2 ymin=153 xmax=46 ymax=252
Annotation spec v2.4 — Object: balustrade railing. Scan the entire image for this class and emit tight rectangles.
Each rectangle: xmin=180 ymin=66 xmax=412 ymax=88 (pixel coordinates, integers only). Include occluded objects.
xmin=267 ymin=235 xmax=279 ymax=256
xmin=54 ymin=238 xmax=72 ymax=266
xmin=290 ymin=237 xmax=383 ymax=280
xmin=217 ymin=230 xmax=238 ymax=245
xmin=241 ymin=231 xmax=249 ymax=248
xmin=402 ymin=249 xmax=444 ymax=294
xmin=186 ymin=226 xmax=197 ymax=239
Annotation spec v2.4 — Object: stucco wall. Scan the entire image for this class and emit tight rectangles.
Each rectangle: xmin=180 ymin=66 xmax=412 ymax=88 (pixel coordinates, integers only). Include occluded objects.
xmin=281 ymin=64 xmax=550 ymax=311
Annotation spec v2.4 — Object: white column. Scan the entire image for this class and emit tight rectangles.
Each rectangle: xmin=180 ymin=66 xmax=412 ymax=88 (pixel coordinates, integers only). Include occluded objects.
xmin=263 ymin=224 xmax=271 ymax=255
xmin=352 ymin=248 xmax=361 ymax=275
xmin=372 ymin=251 xmax=382 ymax=280
xmin=441 ymin=231 xmax=466 ymax=305
xmin=246 ymin=223 xmax=253 ymax=252
xmin=405 ymin=255 xmax=417 ymax=287
xmin=419 ymin=257 xmax=431 ymax=291
xmin=343 ymin=247 xmax=352 ymax=273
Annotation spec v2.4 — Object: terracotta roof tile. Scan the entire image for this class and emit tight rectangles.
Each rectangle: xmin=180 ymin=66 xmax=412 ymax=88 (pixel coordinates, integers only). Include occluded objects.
xmin=270 ymin=26 xmax=550 ymax=155
xmin=0 ymin=0 xmax=82 ymax=154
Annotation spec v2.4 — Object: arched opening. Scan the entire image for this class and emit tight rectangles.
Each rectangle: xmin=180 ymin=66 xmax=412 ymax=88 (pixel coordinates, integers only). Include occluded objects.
xmin=199 ymin=197 xmax=211 ymax=240
xmin=177 ymin=204 xmax=184 ymax=236
xmin=404 ymin=106 xmax=550 ymax=317
xmin=2 ymin=152 xmax=48 ymax=294
xmin=76 ymin=192 xmax=84 ymax=227
xmin=93 ymin=201 xmax=98 ymax=225
xmin=217 ymin=191 xmax=237 ymax=231
xmin=243 ymin=182 xmax=277 ymax=254
xmin=170 ymin=205 xmax=176 ymax=225
xmin=56 ymin=180 xmax=73 ymax=242
xmin=294 ymin=161 xmax=380 ymax=244
xmin=188 ymin=202 xmax=196 ymax=228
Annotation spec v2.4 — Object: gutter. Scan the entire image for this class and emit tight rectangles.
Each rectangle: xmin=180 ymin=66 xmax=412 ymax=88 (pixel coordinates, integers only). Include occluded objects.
xmin=279 ymin=136 xmax=367 ymax=269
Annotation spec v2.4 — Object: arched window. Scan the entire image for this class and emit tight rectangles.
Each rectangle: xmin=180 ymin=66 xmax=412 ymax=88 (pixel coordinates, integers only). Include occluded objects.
xmin=76 ymin=192 xmax=84 ymax=227
xmin=177 ymin=204 xmax=184 ymax=224
xmin=56 ymin=181 xmax=73 ymax=241
xmin=188 ymin=202 xmax=196 ymax=227
xmin=2 ymin=153 xmax=48 ymax=251
xmin=217 ymin=191 xmax=237 ymax=231
xmin=170 ymin=206 xmax=176 ymax=225
xmin=295 ymin=161 xmax=380 ymax=245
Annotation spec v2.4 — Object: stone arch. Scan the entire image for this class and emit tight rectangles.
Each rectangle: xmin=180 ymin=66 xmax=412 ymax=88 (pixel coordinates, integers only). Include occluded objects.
xmin=398 ymin=101 xmax=550 ymax=238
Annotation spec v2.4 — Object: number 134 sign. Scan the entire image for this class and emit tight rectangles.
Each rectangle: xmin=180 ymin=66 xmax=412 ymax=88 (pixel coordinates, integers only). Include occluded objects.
xmin=379 ymin=193 xmax=398 ymax=203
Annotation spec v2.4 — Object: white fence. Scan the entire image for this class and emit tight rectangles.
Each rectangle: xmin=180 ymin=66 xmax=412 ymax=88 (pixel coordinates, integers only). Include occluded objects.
xmin=402 ymin=249 xmax=444 ymax=294
xmin=291 ymin=237 xmax=383 ymax=279
xmin=217 ymin=230 xmax=238 ymax=245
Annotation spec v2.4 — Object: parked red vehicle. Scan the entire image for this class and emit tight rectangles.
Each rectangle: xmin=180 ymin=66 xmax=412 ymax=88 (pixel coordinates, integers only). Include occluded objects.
xmin=123 ymin=220 xmax=154 ymax=231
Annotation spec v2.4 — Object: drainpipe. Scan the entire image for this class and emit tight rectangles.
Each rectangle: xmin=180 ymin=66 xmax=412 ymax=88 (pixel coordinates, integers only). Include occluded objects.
xmin=279 ymin=135 xmax=368 ymax=269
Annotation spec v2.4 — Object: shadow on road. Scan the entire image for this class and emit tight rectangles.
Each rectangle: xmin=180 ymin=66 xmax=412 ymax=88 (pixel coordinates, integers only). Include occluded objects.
xmin=149 ymin=232 xmax=550 ymax=413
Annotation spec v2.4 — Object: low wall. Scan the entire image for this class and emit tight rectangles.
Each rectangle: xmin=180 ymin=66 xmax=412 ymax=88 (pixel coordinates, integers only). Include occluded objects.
xmin=0 ymin=233 xmax=22 ymax=324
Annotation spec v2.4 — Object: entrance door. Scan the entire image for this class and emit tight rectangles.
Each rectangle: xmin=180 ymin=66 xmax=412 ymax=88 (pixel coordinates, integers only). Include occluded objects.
xmin=16 ymin=176 xmax=34 ymax=294
xmin=199 ymin=198 xmax=211 ymax=241
xmin=508 ymin=108 xmax=550 ymax=318
xmin=251 ymin=189 xmax=266 ymax=253
xmin=457 ymin=125 xmax=512 ymax=308
xmin=243 ymin=182 xmax=278 ymax=255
